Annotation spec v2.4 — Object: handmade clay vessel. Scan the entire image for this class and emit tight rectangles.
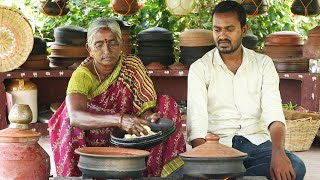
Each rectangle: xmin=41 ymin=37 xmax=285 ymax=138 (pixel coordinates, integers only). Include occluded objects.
xmin=0 ymin=104 xmax=50 ymax=179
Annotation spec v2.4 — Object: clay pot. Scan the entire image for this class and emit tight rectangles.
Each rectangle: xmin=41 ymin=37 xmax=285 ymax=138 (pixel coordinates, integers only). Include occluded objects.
xmin=303 ymin=26 xmax=320 ymax=58
xmin=6 ymin=79 xmax=38 ymax=123
xmin=0 ymin=104 xmax=50 ymax=179
xmin=168 ymin=62 xmax=188 ymax=70
xmin=179 ymin=29 xmax=214 ymax=47
xmin=265 ymin=31 xmax=304 ymax=46
xmin=75 ymin=147 xmax=149 ymax=178
xmin=180 ymin=133 xmax=247 ymax=179
xmin=291 ymin=0 xmax=320 ymax=16
xmin=111 ymin=0 xmax=139 ymax=16
xmin=273 ymin=58 xmax=309 ymax=73
xmin=242 ymin=34 xmax=258 ymax=50
xmin=240 ymin=0 xmax=268 ymax=16
xmin=39 ymin=0 xmax=69 ymax=16
xmin=145 ymin=62 xmax=166 ymax=70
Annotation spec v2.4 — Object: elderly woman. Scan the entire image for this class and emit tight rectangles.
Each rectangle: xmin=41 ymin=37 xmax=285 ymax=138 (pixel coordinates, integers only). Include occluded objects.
xmin=48 ymin=18 xmax=186 ymax=177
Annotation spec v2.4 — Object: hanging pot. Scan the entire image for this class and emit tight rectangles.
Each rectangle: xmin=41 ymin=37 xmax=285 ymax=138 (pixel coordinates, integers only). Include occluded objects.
xmin=111 ymin=0 xmax=139 ymax=16
xmin=166 ymin=0 xmax=195 ymax=16
xmin=291 ymin=0 xmax=320 ymax=16
xmin=38 ymin=0 xmax=70 ymax=16
xmin=0 ymin=104 xmax=50 ymax=179
xmin=180 ymin=133 xmax=247 ymax=179
xmin=239 ymin=0 xmax=268 ymax=16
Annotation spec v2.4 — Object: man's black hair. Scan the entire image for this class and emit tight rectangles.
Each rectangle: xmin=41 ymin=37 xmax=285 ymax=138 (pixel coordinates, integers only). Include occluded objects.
xmin=212 ymin=1 xmax=247 ymax=28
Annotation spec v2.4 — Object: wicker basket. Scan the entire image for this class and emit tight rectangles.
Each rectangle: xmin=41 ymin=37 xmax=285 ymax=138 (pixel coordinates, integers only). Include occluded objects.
xmin=284 ymin=110 xmax=320 ymax=152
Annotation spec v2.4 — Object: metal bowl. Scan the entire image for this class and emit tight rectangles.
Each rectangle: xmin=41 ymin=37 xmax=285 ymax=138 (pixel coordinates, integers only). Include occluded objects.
xmin=75 ymin=147 xmax=149 ymax=179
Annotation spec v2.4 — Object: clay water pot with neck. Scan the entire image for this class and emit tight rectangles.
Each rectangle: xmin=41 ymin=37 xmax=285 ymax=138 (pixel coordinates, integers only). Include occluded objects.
xmin=0 ymin=104 xmax=50 ymax=179
xmin=180 ymin=133 xmax=247 ymax=179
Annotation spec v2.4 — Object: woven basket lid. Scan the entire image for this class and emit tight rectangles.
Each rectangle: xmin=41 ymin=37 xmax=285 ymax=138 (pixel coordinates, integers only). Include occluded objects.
xmin=0 ymin=6 xmax=34 ymax=72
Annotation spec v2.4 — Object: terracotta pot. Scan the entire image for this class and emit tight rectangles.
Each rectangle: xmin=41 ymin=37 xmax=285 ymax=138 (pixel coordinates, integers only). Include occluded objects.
xmin=111 ymin=0 xmax=139 ymax=16
xmin=265 ymin=31 xmax=304 ymax=46
xmin=39 ymin=0 xmax=69 ymax=16
xmin=168 ymin=62 xmax=188 ymax=70
xmin=273 ymin=58 xmax=309 ymax=73
xmin=264 ymin=45 xmax=303 ymax=59
xmin=0 ymin=104 xmax=50 ymax=179
xmin=179 ymin=29 xmax=214 ymax=47
xmin=145 ymin=62 xmax=166 ymax=70
xmin=303 ymin=26 xmax=320 ymax=58
xmin=180 ymin=133 xmax=247 ymax=179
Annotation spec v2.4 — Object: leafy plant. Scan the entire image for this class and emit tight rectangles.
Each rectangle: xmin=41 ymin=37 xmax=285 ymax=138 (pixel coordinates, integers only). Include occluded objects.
xmin=282 ymin=101 xmax=298 ymax=110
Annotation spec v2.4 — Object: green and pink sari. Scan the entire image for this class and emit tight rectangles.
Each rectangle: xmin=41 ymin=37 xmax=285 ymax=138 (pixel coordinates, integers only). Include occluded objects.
xmin=48 ymin=54 xmax=186 ymax=177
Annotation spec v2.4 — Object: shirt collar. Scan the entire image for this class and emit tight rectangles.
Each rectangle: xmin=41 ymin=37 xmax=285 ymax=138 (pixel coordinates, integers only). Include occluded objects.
xmin=212 ymin=45 xmax=250 ymax=66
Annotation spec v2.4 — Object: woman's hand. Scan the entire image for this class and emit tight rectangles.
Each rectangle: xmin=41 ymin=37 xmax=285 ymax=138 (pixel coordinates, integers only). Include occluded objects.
xmin=120 ymin=114 xmax=150 ymax=136
xmin=146 ymin=112 xmax=160 ymax=123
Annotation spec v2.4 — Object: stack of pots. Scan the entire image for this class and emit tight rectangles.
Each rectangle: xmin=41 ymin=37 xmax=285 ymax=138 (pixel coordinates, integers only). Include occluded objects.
xmin=116 ymin=19 xmax=132 ymax=55
xmin=137 ymin=27 xmax=175 ymax=66
xmin=242 ymin=33 xmax=258 ymax=51
xmin=263 ymin=31 xmax=309 ymax=72
xmin=303 ymin=26 xmax=320 ymax=59
xmin=49 ymin=26 xmax=88 ymax=69
xmin=179 ymin=29 xmax=215 ymax=65
xmin=20 ymin=37 xmax=50 ymax=70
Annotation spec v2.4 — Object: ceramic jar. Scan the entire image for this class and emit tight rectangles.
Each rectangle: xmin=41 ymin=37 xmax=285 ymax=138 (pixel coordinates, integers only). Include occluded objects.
xmin=0 ymin=104 xmax=50 ymax=179
xmin=6 ymin=78 xmax=38 ymax=123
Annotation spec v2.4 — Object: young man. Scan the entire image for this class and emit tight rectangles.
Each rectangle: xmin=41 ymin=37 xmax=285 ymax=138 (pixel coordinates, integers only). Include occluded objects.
xmin=187 ymin=1 xmax=306 ymax=180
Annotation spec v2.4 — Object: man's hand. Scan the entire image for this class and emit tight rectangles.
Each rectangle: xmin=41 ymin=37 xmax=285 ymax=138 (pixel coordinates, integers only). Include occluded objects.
xmin=269 ymin=121 xmax=296 ymax=180
xmin=270 ymin=149 xmax=296 ymax=180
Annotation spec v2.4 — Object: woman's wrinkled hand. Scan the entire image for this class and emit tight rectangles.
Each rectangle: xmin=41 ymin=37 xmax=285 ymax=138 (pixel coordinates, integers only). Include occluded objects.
xmin=120 ymin=114 xmax=149 ymax=136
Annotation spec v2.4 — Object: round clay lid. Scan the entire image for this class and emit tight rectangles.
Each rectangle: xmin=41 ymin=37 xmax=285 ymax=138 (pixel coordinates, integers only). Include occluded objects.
xmin=265 ymin=31 xmax=304 ymax=45
xmin=0 ymin=128 xmax=40 ymax=143
xmin=179 ymin=133 xmax=247 ymax=158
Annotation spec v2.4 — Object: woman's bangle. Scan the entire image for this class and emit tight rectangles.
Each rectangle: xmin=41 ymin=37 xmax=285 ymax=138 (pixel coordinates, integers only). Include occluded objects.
xmin=119 ymin=114 xmax=124 ymax=128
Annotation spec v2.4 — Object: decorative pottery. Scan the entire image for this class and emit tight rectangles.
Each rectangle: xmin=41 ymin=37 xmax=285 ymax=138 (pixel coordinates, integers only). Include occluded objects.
xmin=6 ymin=78 xmax=38 ymax=123
xmin=0 ymin=104 xmax=50 ymax=179
xmin=180 ymin=133 xmax=247 ymax=179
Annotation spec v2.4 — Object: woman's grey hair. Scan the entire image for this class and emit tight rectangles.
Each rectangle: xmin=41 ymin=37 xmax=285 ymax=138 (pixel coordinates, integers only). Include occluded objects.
xmin=87 ymin=18 xmax=122 ymax=46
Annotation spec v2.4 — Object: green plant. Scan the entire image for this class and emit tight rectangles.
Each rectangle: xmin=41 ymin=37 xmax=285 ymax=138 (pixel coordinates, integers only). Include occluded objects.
xmin=282 ymin=101 xmax=298 ymax=110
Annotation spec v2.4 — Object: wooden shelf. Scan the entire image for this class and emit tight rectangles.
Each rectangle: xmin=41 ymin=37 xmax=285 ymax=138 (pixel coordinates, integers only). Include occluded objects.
xmin=1 ymin=70 xmax=320 ymax=134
